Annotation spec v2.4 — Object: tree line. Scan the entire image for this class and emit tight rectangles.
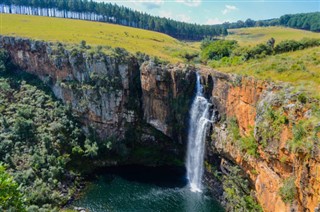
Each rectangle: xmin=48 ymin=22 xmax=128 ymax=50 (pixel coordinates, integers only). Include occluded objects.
xmin=0 ymin=0 xmax=227 ymax=40
xmin=222 ymin=12 xmax=320 ymax=32
xmin=0 ymin=0 xmax=318 ymax=41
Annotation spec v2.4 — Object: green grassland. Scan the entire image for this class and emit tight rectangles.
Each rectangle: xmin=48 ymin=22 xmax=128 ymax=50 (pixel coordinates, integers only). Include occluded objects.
xmin=216 ymin=27 xmax=320 ymax=98
xmin=227 ymin=27 xmax=320 ymax=46
xmin=215 ymin=46 xmax=320 ymax=98
xmin=0 ymin=14 xmax=198 ymax=62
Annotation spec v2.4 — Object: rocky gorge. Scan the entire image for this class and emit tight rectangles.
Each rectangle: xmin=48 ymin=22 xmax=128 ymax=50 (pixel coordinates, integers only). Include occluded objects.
xmin=1 ymin=36 xmax=320 ymax=211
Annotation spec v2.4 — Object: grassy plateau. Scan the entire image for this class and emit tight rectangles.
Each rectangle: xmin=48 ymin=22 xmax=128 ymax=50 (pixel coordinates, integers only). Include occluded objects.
xmin=0 ymin=14 xmax=320 ymax=97
xmin=227 ymin=27 xmax=320 ymax=46
xmin=214 ymin=47 xmax=320 ymax=98
xmin=0 ymin=13 xmax=198 ymax=62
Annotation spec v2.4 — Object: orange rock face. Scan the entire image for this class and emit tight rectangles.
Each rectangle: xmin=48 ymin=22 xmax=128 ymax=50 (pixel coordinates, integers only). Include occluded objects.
xmin=225 ymin=77 xmax=266 ymax=135
xmin=203 ymin=70 xmax=320 ymax=212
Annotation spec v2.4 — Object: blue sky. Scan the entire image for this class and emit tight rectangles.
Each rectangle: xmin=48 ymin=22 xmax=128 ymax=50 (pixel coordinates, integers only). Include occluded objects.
xmin=96 ymin=0 xmax=320 ymax=24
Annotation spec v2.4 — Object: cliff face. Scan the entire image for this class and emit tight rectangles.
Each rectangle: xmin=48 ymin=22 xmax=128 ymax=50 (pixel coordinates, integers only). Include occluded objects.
xmin=0 ymin=36 xmax=196 ymax=164
xmin=2 ymin=36 xmax=320 ymax=211
xmin=141 ymin=62 xmax=196 ymax=143
xmin=1 ymin=36 xmax=139 ymax=139
xmin=201 ymin=70 xmax=320 ymax=212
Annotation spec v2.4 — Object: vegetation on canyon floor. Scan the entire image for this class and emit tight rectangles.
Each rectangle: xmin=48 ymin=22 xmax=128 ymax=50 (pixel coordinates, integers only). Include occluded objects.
xmin=0 ymin=50 xmax=101 ymax=210
xmin=0 ymin=47 xmax=187 ymax=210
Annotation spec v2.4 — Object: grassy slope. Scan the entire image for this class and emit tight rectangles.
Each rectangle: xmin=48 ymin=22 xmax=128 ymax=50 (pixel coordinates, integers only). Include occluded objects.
xmin=216 ymin=27 xmax=320 ymax=98
xmin=0 ymin=14 xmax=198 ymax=62
xmin=216 ymin=46 xmax=320 ymax=98
xmin=227 ymin=27 xmax=320 ymax=46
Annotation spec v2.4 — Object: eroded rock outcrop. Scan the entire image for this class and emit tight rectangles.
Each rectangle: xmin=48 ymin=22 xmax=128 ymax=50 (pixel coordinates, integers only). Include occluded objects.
xmin=201 ymin=69 xmax=320 ymax=212
xmin=0 ymin=36 xmax=196 ymax=164
xmin=141 ymin=62 xmax=196 ymax=143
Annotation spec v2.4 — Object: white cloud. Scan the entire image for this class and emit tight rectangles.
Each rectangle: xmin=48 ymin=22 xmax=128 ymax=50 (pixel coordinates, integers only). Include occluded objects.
xmin=177 ymin=14 xmax=192 ymax=23
xmin=205 ymin=18 xmax=224 ymax=25
xmin=176 ymin=0 xmax=201 ymax=7
xmin=159 ymin=11 xmax=192 ymax=23
xmin=222 ymin=5 xmax=238 ymax=15
xmin=159 ymin=11 xmax=174 ymax=19
xmin=134 ymin=0 xmax=164 ymax=9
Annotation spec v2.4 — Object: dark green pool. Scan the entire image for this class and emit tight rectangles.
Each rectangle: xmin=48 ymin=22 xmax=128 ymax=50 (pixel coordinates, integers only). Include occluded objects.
xmin=72 ymin=166 xmax=224 ymax=212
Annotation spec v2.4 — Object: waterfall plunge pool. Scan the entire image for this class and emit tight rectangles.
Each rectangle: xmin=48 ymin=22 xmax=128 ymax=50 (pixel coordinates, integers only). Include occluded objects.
xmin=72 ymin=74 xmax=222 ymax=211
xmin=72 ymin=165 xmax=224 ymax=212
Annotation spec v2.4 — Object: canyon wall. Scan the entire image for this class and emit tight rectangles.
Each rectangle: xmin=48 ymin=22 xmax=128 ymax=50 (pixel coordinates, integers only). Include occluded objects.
xmin=2 ymin=36 xmax=320 ymax=211
xmin=0 ymin=36 xmax=195 ymax=164
xmin=201 ymin=69 xmax=320 ymax=212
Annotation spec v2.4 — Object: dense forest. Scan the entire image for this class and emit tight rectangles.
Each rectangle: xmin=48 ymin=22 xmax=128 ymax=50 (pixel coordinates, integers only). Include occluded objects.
xmin=0 ymin=0 xmax=227 ymax=40
xmin=0 ymin=49 xmax=92 ymax=211
xmin=222 ymin=12 xmax=320 ymax=32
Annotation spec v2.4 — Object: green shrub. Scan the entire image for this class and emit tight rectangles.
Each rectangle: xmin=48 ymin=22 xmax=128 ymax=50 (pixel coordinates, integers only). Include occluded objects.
xmin=240 ymin=130 xmax=259 ymax=157
xmin=247 ymin=43 xmax=273 ymax=59
xmin=288 ymin=121 xmax=313 ymax=154
xmin=257 ymin=106 xmax=288 ymax=148
xmin=200 ymin=36 xmax=218 ymax=50
xmin=80 ymin=40 xmax=88 ymax=49
xmin=297 ymin=93 xmax=307 ymax=104
xmin=201 ymin=40 xmax=238 ymax=61
xmin=279 ymin=177 xmax=297 ymax=203
xmin=0 ymin=164 xmax=26 ymax=211
xmin=228 ymin=117 xmax=241 ymax=141
xmin=223 ymin=165 xmax=262 ymax=211
xmin=275 ymin=40 xmax=301 ymax=53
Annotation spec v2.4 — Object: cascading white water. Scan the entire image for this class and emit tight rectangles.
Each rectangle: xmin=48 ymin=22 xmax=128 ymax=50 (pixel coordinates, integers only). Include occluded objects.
xmin=186 ymin=73 xmax=212 ymax=193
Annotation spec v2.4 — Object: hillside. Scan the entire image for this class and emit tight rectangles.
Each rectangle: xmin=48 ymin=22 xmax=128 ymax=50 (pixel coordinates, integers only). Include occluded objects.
xmin=211 ymin=46 xmax=320 ymax=98
xmin=0 ymin=2 xmax=226 ymax=40
xmin=200 ymin=26 xmax=320 ymax=98
xmin=0 ymin=14 xmax=198 ymax=62
xmin=227 ymin=27 xmax=320 ymax=46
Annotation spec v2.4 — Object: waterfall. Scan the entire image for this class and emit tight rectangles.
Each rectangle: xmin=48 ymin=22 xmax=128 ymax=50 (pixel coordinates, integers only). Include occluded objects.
xmin=186 ymin=73 xmax=212 ymax=193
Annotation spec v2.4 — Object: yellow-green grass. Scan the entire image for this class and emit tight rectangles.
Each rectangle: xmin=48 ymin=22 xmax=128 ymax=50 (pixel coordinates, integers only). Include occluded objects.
xmin=227 ymin=27 xmax=320 ymax=46
xmin=215 ymin=46 xmax=320 ymax=98
xmin=0 ymin=13 xmax=198 ymax=62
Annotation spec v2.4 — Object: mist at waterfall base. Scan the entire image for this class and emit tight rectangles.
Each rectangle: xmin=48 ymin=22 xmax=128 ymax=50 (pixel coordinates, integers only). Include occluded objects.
xmin=72 ymin=166 xmax=223 ymax=212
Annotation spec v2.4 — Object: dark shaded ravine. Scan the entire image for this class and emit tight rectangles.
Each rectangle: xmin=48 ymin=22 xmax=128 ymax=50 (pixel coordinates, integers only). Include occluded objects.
xmin=72 ymin=166 xmax=224 ymax=212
